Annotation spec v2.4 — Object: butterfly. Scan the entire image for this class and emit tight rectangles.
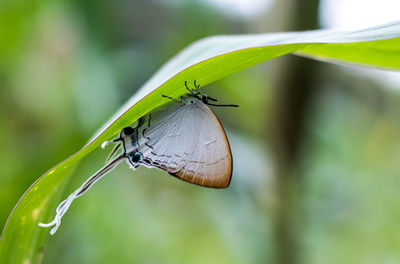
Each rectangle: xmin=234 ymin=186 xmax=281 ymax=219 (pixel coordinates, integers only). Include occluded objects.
xmin=39 ymin=81 xmax=238 ymax=235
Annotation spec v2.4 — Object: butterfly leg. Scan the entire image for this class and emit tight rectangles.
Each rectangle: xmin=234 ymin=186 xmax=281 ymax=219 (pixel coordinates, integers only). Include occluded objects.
xmin=194 ymin=80 xmax=200 ymax=89
xmin=185 ymin=81 xmax=197 ymax=95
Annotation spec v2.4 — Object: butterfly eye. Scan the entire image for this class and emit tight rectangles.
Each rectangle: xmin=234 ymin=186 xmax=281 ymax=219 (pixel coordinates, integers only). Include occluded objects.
xmin=129 ymin=152 xmax=142 ymax=163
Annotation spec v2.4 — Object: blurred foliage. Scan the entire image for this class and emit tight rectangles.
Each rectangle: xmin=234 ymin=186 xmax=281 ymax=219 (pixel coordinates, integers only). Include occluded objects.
xmin=301 ymin=68 xmax=400 ymax=263
xmin=1 ymin=0 xmax=400 ymax=263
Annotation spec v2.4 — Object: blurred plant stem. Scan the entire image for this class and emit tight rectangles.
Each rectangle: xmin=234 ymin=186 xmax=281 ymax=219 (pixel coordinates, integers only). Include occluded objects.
xmin=270 ymin=0 xmax=320 ymax=263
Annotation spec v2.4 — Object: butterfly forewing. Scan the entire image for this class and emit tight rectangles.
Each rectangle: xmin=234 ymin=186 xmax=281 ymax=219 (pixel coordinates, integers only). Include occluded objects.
xmin=137 ymin=97 xmax=232 ymax=188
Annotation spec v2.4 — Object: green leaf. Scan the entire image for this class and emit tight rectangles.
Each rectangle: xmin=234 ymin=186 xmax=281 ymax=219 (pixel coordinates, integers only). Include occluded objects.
xmin=1 ymin=21 xmax=400 ymax=263
xmin=296 ymin=37 xmax=400 ymax=70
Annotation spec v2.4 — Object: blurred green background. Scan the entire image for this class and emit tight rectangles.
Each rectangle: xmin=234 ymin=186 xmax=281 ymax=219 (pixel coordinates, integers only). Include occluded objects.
xmin=1 ymin=0 xmax=400 ymax=263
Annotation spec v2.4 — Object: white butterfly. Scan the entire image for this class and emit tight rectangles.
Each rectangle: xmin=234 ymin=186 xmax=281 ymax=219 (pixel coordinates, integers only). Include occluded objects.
xmin=39 ymin=81 xmax=238 ymax=235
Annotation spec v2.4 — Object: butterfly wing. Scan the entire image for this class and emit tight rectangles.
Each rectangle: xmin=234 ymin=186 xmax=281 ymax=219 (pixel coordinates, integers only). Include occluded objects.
xmin=137 ymin=98 xmax=232 ymax=188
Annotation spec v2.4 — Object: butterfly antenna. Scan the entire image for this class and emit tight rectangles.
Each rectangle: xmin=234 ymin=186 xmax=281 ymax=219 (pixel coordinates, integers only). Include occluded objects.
xmin=206 ymin=103 xmax=239 ymax=107
xmin=206 ymin=96 xmax=218 ymax=102
xmin=162 ymin=94 xmax=180 ymax=103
